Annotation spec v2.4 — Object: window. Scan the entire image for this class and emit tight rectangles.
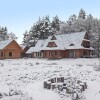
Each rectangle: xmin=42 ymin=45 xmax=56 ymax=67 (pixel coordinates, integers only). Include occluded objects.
xmin=83 ymin=51 xmax=87 ymax=55
xmin=83 ymin=41 xmax=90 ymax=48
xmin=50 ymin=51 xmax=57 ymax=56
xmin=9 ymin=52 xmax=12 ymax=57
xmin=47 ymin=42 xmax=57 ymax=47
xmin=69 ymin=43 xmax=74 ymax=46
xmin=55 ymin=51 xmax=57 ymax=55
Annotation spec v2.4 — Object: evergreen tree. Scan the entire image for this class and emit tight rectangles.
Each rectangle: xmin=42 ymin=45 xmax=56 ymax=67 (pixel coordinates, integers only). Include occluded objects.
xmin=23 ymin=15 xmax=57 ymax=47
xmin=51 ymin=15 xmax=60 ymax=32
xmin=97 ymin=32 xmax=100 ymax=57
xmin=23 ymin=30 xmax=29 ymax=45
xmin=78 ymin=9 xmax=86 ymax=19
xmin=85 ymin=14 xmax=93 ymax=31
xmin=8 ymin=32 xmax=18 ymax=40
xmin=0 ymin=26 xmax=16 ymax=41
xmin=38 ymin=16 xmax=52 ymax=39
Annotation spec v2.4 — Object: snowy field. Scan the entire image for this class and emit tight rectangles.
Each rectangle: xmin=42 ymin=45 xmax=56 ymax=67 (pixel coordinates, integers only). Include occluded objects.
xmin=0 ymin=58 xmax=100 ymax=100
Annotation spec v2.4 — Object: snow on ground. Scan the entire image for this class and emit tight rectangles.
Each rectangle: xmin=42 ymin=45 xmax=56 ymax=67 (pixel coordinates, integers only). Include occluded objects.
xmin=0 ymin=58 xmax=100 ymax=100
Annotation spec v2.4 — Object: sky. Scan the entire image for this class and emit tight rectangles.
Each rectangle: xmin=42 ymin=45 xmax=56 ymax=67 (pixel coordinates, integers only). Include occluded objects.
xmin=0 ymin=0 xmax=100 ymax=44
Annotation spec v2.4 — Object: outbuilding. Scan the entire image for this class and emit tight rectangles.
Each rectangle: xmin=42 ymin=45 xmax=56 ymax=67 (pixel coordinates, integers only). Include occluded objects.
xmin=0 ymin=40 xmax=21 ymax=59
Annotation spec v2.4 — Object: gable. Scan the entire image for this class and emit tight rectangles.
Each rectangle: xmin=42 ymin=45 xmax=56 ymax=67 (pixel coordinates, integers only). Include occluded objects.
xmin=84 ymin=32 xmax=89 ymax=40
xmin=81 ymin=32 xmax=90 ymax=48
xmin=4 ymin=40 xmax=21 ymax=50
xmin=47 ymin=42 xmax=57 ymax=47
xmin=51 ymin=35 xmax=57 ymax=40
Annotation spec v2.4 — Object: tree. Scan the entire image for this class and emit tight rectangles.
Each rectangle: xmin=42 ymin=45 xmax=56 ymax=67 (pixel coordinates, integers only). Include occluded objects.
xmin=0 ymin=26 xmax=17 ymax=41
xmin=95 ymin=29 xmax=100 ymax=57
xmin=59 ymin=22 xmax=68 ymax=34
xmin=23 ymin=15 xmax=54 ymax=47
xmin=93 ymin=28 xmax=100 ymax=71
xmin=51 ymin=15 xmax=60 ymax=32
xmin=23 ymin=30 xmax=29 ymax=45
xmin=38 ymin=16 xmax=53 ymax=39
xmin=69 ymin=14 xmax=77 ymax=23
xmin=78 ymin=9 xmax=86 ymax=19
xmin=85 ymin=14 xmax=93 ymax=31
xmin=8 ymin=32 xmax=18 ymax=40
xmin=0 ymin=27 xmax=8 ymax=41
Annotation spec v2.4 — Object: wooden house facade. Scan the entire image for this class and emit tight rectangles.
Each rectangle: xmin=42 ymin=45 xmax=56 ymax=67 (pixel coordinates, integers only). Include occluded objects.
xmin=27 ymin=31 xmax=94 ymax=59
xmin=0 ymin=40 xmax=21 ymax=59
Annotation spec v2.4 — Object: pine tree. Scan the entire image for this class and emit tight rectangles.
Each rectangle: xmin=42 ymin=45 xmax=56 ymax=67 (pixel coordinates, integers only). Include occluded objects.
xmin=78 ymin=9 xmax=86 ymax=19
xmin=51 ymin=15 xmax=60 ymax=32
xmin=23 ymin=30 xmax=29 ymax=45
xmin=0 ymin=26 xmax=18 ymax=41
xmin=8 ymin=32 xmax=17 ymax=40
xmin=39 ymin=16 xmax=52 ymax=39
xmin=3 ymin=27 xmax=8 ymax=40
xmin=85 ymin=14 xmax=93 ymax=31
xmin=95 ymin=28 xmax=100 ymax=57
xmin=0 ymin=27 xmax=4 ymax=40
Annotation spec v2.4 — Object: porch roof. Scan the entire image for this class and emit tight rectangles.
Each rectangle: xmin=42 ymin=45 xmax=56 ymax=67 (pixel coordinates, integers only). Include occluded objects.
xmin=26 ymin=47 xmax=41 ymax=53
xmin=26 ymin=40 xmax=45 ymax=53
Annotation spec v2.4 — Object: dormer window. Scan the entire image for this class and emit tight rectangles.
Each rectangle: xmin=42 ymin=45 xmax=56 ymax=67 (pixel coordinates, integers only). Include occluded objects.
xmin=82 ymin=41 xmax=90 ymax=48
xmin=47 ymin=42 xmax=57 ymax=47
xmin=69 ymin=43 xmax=74 ymax=46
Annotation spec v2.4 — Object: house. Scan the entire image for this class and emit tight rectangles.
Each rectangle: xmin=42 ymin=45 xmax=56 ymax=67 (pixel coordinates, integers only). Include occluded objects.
xmin=27 ymin=31 xmax=94 ymax=58
xmin=0 ymin=40 xmax=21 ymax=59
xmin=20 ymin=44 xmax=29 ymax=57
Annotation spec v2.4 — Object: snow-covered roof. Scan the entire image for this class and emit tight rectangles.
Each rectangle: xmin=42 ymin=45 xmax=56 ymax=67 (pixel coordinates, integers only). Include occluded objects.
xmin=20 ymin=44 xmax=27 ymax=49
xmin=42 ymin=31 xmax=91 ymax=50
xmin=27 ymin=31 xmax=93 ymax=53
xmin=0 ymin=39 xmax=14 ymax=50
xmin=26 ymin=40 xmax=45 ymax=53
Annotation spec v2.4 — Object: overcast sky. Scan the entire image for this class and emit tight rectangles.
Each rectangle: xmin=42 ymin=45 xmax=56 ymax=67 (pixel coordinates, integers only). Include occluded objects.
xmin=0 ymin=0 xmax=100 ymax=43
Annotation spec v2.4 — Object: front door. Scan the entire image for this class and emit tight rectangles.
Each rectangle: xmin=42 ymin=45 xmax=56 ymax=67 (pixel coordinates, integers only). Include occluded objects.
xmin=69 ymin=50 xmax=75 ymax=58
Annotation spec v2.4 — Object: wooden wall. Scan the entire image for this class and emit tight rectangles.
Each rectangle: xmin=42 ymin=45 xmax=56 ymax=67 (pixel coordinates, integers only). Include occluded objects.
xmin=0 ymin=40 xmax=21 ymax=59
